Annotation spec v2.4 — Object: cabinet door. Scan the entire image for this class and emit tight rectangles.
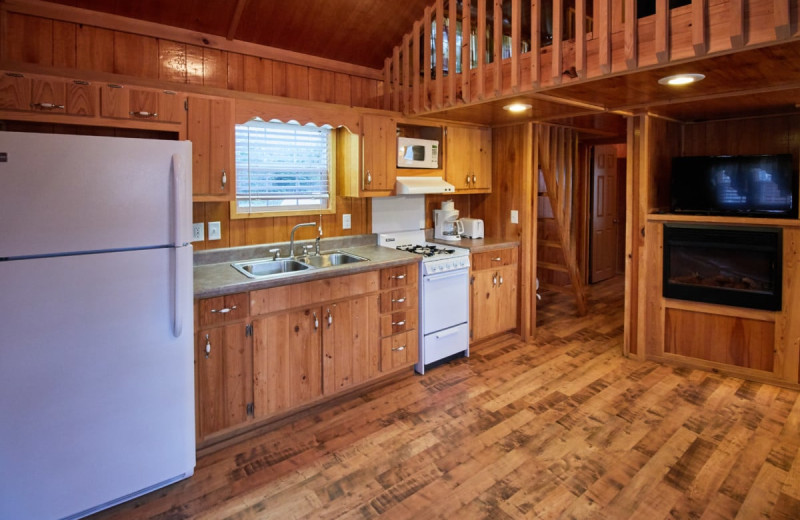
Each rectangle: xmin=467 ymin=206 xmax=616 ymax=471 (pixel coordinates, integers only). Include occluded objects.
xmin=380 ymin=330 xmax=419 ymax=372
xmin=252 ymin=307 xmax=323 ymax=418
xmin=362 ymin=114 xmax=396 ymax=191
xmin=470 ymin=269 xmax=498 ymax=342
xmin=445 ymin=125 xmax=473 ymax=190
xmin=188 ymin=96 xmax=234 ymax=198
xmin=322 ymin=295 xmax=380 ymax=394
xmin=30 ymin=79 xmax=66 ymax=113
xmin=471 ymin=126 xmax=492 ymax=190
xmin=195 ymin=324 xmax=251 ymax=440
xmin=65 ymin=81 xmax=97 ymax=116
xmin=0 ymin=74 xmax=31 ymax=110
xmin=127 ymin=88 xmax=159 ymax=119
xmin=495 ymin=266 xmax=518 ymax=334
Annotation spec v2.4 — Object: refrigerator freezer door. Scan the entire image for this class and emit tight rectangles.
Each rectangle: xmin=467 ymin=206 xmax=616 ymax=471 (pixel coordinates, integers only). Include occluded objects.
xmin=0 ymin=247 xmax=195 ymax=520
xmin=0 ymin=132 xmax=192 ymax=258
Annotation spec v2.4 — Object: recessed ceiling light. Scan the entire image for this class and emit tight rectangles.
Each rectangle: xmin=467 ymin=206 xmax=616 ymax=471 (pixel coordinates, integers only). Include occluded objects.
xmin=503 ymin=103 xmax=532 ymax=113
xmin=658 ymin=73 xmax=705 ymax=86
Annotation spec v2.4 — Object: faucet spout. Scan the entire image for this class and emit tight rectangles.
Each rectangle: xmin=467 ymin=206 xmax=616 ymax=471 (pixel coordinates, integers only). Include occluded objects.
xmin=289 ymin=222 xmax=317 ymax=258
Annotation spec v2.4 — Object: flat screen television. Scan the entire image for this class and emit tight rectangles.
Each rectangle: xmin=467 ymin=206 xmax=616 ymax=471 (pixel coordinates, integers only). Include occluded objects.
xmin=670 ymin=154 xmax=797 ymax=218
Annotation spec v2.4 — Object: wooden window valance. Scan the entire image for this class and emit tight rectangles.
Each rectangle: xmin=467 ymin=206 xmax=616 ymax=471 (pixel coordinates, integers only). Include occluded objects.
xmin=235 ymin=98 xmax=361 ymax=135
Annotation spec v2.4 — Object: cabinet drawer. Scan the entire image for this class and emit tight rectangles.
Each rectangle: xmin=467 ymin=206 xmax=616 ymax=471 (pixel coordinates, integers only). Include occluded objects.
xmin=198 ymin=292 xmax=249 ymax=328
xmin=380 ymin=264 xmax=418 ymax=289
xmin=380 ymin=310 xmax=417 ymax=337
xmin=250 ymin=271 xmax=379 ymax=315
xmin=472 ymin=248 xmax=518 ymax=271
xmin=380 ymin=330 xmax=419 ymax=372
xmin=379 ymin=287 xmax=417 ymax=313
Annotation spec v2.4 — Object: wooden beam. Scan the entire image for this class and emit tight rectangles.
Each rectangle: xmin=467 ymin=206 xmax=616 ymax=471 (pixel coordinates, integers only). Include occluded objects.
xmin=774 ymin=0 xmax=790 ymax=40
xmin=624 ymin=0 xmax=637 ymax=69
xmin=598 ymin=0 xmax=611 ymax=74
xmin=424 ymin=6 xmax=433 ymax=110
xmin=476 ymin=0 xmax=486 ymax=99
xmin=511 ymin=0 xmax=521 ymax=92
xmin=461 ymin=0 xmax=471 ymax=103
xmin=528 ymin=122 xmax=538 ymax=340
xmin=0 ymin=0 xmax=384 ymax=80
xmin=530 ymin=0 xmax=540 ymax=87
xmin=412 ymin=20 xmax=421 ymax=113
xmin=448 ymin=0 xmax=457 ymax=105
xmin=435 ymin=0 xmax=444 ymax=109
xmin=729 ymin=0 xmax=744 ymax=48
xmin=655 ymin=0 xmax=669 ymax=62
xmin=575 ymin=0 xmax=586 ymax=77
xmin=226 ymin=0 xmax=249 ymax=41
xmin=493 ymin=0 xmax=502 ymax=96
xmin=692 ymin=0 xmax=707 ymax=56
xmin=552 ymin=0 xmax=563 ymax=84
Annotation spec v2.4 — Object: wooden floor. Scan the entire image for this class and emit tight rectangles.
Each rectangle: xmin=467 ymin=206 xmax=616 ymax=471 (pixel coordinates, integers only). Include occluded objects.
xmin=93 ymin=277 xmax=800 ymax=519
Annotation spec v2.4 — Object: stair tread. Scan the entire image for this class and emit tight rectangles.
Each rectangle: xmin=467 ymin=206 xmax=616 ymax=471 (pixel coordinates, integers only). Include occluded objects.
xmin=537 ymin=240 xmax=562 ymax=248
xmin=539 ymin=282 xmax=574 ymax=294
xmin=538 ymin=261 xmax=569 ymax=272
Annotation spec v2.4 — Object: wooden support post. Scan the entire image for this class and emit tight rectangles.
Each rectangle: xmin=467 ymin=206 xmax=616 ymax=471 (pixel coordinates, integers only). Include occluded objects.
xmin=402 ymin=34 xmax=411 ymax=114
xmin=528 ymin=122 xmax=538 ymax=340
xmin=729 ymin=0 xmax=744 ymax=48
xmin=692 ymin=0 xmax=707 ymax=56
xmin=383 ymin=57 xmax=391 ymax=110
xmin=655 ymin=0 xmax=669 ymax=62
xmin=598 ymin=0 xmax=611 ymax=74
xmin=530 ymin=0 xmax=540 ymax=87
xmin=493 ymin=0 xmax=503 ymax=96
xmin=435 ymin=0 xmax=444 ymax=109
xmin=392 ymin=46 xmax=400 ymax=112
xmin=774 ymin=0 xmax=790 ymax=39
xmin=552 ymin=0 xmax=563 ymax=85
xmin=624 ymin=0 xmax=637 ymax=69
xmin=477 ymin=0 xmax=486 ymax=99
xmin=412 ymin=21 xmax=421 ymax=113
xmin=511 ymin=0 xmax=521 ymax=92
xmin=461 ymin=0 xmax=472 ymax=103
xmin=448 ymin=0 xmax=457 ymax=105
xmin=424 ymin=6 xmax=433 ymax=110
xmin=575 ymin=0 xmax=586 ymax=77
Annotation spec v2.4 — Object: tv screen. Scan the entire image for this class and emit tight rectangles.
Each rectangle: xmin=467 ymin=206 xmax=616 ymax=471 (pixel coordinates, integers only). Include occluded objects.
xmin=670 ymin=154 xmax=797 ymax=218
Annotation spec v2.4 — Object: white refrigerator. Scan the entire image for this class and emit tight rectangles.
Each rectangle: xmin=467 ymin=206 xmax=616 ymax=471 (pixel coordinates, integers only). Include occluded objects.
xmin=0 ymin=132 xmax=196 ymax=519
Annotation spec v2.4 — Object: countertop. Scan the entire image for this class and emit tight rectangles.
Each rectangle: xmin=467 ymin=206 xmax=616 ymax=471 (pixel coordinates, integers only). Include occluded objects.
xmin=194 ymin=235 xmax=420 ymax=299
xmin=428 ymin=235 xmax=520 ymax=253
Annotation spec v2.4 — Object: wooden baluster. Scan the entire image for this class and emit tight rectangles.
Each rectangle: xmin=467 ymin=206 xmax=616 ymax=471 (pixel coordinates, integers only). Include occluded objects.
xmin=552 ymin=0 xmax=563 ymax=84
xmin=403 ymin=34 xmax=411 ymax=114
xmin=494 ymin=0 xmax=503 ymax=96
xmin=598 ymin=0 xmax=611 ymax=74
xmin=575 ymin=0 xmax=586 ymax=77
xmin=564 ymin=128 xmax=573 ymax=236
xmin=511 ymin=0 xmax=521 ymax=91
xmin=412 ymin=20 xmax=421 ymax=113
xmin=424 ymin=6 xmax=433 ymax=110
xmin=530 ymin=0 xmax=541 ymax=87
xmin=655 ymin=0 xmax=669 ymax=62
xmin=449 ymin=0 xmax=457 ymax=105
xmin=774 ymin=0 xmax=790 ymax=39
xmin=383 ymin=58 xmax=391 ymax=110
xmin=729 ymin=0 xmax=744 ymax=48
xmin=435 ymin=0 xmax=444 ymax=108
xmin=462 ymin=0 xmax=472 ymax=103
xmin=692 ymin=0 xmax=707 ymax=56
xmin=392 ymin=46 xmax=400 ymax=112
xmin=477 ymin=0 xmax=486 ymax=99
xmin=624 ymin=0 xmax=637 ymax=69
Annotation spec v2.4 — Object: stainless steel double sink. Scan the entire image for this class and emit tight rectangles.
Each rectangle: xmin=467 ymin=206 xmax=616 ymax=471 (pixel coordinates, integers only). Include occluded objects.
xmin=231 ymin=251 xmax=368 ymax=279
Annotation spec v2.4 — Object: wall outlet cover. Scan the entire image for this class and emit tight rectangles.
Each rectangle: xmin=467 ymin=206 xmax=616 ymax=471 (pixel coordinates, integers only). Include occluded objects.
xmin=208 ymin=221 xmax=222 ymax=241
xmin=342 ymin=213 xmax=352 ymax=230
xmin=510 ymin=210 xmax=519 ymax=224
xmin=192 ymin=223 xmax=204 ymax=242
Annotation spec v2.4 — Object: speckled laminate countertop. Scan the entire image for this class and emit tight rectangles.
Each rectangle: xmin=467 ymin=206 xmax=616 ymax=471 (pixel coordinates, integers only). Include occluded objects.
xmin=428 ymin=235 xmax=520 ymax=253
xmin=194 ymin=235 xmax=420 ymax=299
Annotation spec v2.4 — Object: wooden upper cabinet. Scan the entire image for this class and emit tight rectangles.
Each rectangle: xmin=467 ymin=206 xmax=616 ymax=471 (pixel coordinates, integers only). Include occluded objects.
xmin=445 ymin=125 xmax=492 ymax=192
xmin=187 ymin=95 xmax=234 ymax=199
xmin=100 ymin=84 xmax=183 ymax=124
xmin=0 ymin=73 xmax=97 ymax=116
xmin=362 ymin=114 xmax=396 ymax=192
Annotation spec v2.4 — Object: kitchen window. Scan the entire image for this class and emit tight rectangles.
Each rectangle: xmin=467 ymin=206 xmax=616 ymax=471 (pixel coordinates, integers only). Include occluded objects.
xmin=233 ymin=118 xmax=335 ymax=217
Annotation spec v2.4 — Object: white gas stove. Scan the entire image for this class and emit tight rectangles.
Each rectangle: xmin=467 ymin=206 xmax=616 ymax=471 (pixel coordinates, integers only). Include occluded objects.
xmin=377 ymin=230 xmax=470 ymax=274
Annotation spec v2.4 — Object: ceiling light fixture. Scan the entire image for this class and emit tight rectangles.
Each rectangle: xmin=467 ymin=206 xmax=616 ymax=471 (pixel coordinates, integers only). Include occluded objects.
xmin=658 ymin=73 xmax=706 ymax=86
xmin=503 ymin=103 xmax=532 ymax=113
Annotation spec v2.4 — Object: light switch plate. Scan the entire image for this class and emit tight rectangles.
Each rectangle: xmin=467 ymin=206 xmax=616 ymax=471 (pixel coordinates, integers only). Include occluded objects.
xmin=510 ymin=210 xmax=519 ymax=224
xmin=342 ymin=213 xmax=352 ymax=230
xmin=208 ymin=221 xmax=221 ymax=240
xmin=192 ymin=223 xmax=204 ymax=242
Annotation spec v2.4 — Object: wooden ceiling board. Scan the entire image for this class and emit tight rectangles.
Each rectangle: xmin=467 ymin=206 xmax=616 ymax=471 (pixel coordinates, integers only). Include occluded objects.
xmin=647 ymin=88 xmax=800 ymax=123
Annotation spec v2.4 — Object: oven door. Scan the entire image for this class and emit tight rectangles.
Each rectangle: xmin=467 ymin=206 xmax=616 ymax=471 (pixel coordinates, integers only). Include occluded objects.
xmin=422 ymin=268 xmax=469 ymax=335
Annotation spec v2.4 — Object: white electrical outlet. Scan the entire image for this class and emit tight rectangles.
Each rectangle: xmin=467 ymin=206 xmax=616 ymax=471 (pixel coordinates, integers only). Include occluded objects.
xmin=208 ymin=221 xmax=221 ymax=241
xmin=192 ymin=223 xmax=204 ymax=242
xmin=511 ymin=210 xmax=519 ymax=224
xmin=342 ymin=213 xmax=352 ymax=230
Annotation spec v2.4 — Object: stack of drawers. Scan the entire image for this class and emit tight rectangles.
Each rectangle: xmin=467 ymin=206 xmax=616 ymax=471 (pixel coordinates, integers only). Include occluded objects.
xmin=378 ymin=264 xmax=419 ymax=371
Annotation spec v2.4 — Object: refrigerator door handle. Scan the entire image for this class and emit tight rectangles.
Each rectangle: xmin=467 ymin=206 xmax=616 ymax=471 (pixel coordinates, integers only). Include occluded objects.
xmin=171 ymin=152 xmax=190 ymax=338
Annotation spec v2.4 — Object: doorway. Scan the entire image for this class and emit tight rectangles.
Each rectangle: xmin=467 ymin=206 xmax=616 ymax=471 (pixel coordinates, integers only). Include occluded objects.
xmin=590 ymin=144 xmax=626 ymax=283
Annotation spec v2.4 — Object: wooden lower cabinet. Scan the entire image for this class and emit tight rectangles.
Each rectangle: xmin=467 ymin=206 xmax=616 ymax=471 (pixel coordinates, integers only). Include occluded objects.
xmin=322 ymin=295 xmax=381 ymax=394
xmin=380 ymin=330 xmax=419 ymax=372
xmin=471 ymin=248 xmax=519 ymax=342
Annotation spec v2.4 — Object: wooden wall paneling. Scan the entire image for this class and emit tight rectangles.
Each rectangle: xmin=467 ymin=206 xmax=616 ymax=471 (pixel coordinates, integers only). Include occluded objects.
xmin=242 ymin=56 xmax=273 ymax=95
xmin=435 ymin=0 xmax=444 ymax=109
xmin=777 ymin=228 xmax=800 ymax=383
xmin=226 ymin=52 xmax=244 ymax=91
xmin=185 ymin=44 xmax=204 ymax=86
xmin=551 ymin=0 xmax=563 ymax=85
xmin=382 ymin=58 xmax=391 ymax=110
xmin=461 ymin=0 xmax=471 ymax=102
xmin=272 ymin=61 xmax=287 ymax=97
xmin=575 ymin=0 xmax=586 ymax=77
xmin=76 ymin=24 xmax=114 ymax=73
xmin=392 ymin=46 xmax=401 ymax=111
xmin=192 ymin=203 xmax=207 ymax=251
xmin=624 ymin=115 xmax=642 ymax=358
xmin=159 ymin=40 xmax=187 ymax=83
xmin=692 ymin=0 xmax=708 ymax=56
xmin=624 ymin=0 xmax=637 ymax=69
xmin=635 ymin=116 xmax=654 ymax=357
xmin=448 ymin=0 xmax=457 ymax=105
xmin=113 ymin=32 xmax=158 ymax=79
xmin=402 ymin=34 xmax=411 ymax=112
xmin=476 ymin=0 xmax=486 ymax=99
xmin=773 ymin=0 xmax=791 ymax=40
xmin=729 ymin=0 xmax=744 ymax=48
xmin=423 ymin=6 xmax=433 ymax=110
xmin=4 ymin=13 xmax=52 ymax=65
xmin=523 ymin=121 xmax=536 ymax=339
xmin=286 ymin=63 xmax=312 ymax=101
xmin=52 ymin=21 xmax=76 ymax=69
xmin=202 ymin=48 xmax=228 ymax=88
xmin=334 ymin=73 xmax=351 ymax=106
xmin=309 ymin=68 xmax=335 ymax=104
xmin=412 ymin=20 xmax=421 ymax=113
xmin=644 ymin=221 xmax=664 ymax=358
xmin=597 ymin=0 xmax=611 ymax=74
xmin=493 ymin=0 xmax=503 ymax=95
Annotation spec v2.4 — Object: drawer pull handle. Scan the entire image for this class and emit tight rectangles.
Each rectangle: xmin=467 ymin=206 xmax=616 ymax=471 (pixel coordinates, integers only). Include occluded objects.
xmin=391 ymin=297 xmax=406 ymax=303
xmin=392 ymin=345 xmax=406 ymax=352
xmin=204 ymin=334 xmax=211 ymax=358
xmin=221 ymin=169 xmax=227 ymax=189
xmin=472 ymin=174 xmax=477 ymax=184
xmin=392 ymin=320 xmax=406 ymax=326
xmin=492 ymin=257 xmax=502 ymax=262
xmin=210 ymin=305 xmax=237 ymax=314
xmin=466 ymin=174 xmax=471 ymax=185
xmin=492 ymin=274 xmax=497 ymax=286
xmin=499 ymin=275 xmax=504 ymax=285
xmin=313 ymin=312 xmax=319 ymax=330
xmin=129 ymin=111 xmax=158 ymax=118
xmin=366 ymin=170 xmax=372 ymax=184
xmin=391 ymin=274 xmax=406 ymax=280
xmin=31 ymin=102 xmax=65 ymax=110
xmin=327 ymin=308 xmax=333 ymax=328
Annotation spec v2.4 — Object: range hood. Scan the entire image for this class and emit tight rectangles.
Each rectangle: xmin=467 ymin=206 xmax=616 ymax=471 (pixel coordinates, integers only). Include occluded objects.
xmin=395 ymin=176 xmax=455 ymax=195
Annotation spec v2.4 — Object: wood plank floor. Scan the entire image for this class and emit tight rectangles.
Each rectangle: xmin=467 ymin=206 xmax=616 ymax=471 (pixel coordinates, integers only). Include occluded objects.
xmin=92 ymin=277 xmax=800 ymax=519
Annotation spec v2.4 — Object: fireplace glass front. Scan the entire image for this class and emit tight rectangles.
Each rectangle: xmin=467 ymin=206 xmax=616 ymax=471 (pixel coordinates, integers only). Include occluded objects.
xmin=662 ymin=224 xmax=782 ymax=311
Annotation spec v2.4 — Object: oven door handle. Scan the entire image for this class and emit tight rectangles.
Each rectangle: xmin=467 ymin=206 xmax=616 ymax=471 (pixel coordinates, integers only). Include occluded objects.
xmin=424 ymin=270 xmax=468 ymax=282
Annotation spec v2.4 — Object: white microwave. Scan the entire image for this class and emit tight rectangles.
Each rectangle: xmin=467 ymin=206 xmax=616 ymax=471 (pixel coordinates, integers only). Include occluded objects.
xmin=397 ymin=137 xmax=439 ymax=169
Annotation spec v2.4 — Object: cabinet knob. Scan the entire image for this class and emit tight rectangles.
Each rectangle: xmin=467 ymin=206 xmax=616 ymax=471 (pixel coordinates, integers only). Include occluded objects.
xmin=129 ymin=111 xmax=158 ymax=118
xmin=210 ymin=305 xmax=237 ymax=314
xmin=204 ymin=334 xmax=211 ymax=358
xmin=491 ymin=257 xmax=502 ymax=262
xmin=31 ymin=102 xmax=65 ymax=110
xmin=391 ymin=274 xmax=406 ymax=280
xmin=221 ymin=169 xmax=227 ymax=189
xmin=391 ymin=297 xmax=406 ymax=303
xmin=391 ymin=320 xmax=406 ymax=326
xmin=392 ymin=345 xmax=406 ymax=352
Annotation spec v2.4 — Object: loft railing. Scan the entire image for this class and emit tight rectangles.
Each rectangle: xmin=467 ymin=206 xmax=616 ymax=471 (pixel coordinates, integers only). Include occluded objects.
xmin=383 ymin=0 xmax=795 ymax=115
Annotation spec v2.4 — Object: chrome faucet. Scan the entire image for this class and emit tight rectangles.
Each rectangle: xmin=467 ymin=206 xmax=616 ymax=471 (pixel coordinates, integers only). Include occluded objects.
xmin=289 ymin=222 xmax=317 ymax=258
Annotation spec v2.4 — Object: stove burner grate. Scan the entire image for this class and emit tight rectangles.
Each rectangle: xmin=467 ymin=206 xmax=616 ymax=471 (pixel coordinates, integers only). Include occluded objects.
xmin=396 ymin=244 xmax=456 ymax=257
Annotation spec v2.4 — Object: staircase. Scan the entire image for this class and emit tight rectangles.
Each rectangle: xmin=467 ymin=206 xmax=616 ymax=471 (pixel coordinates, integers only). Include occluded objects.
xmin=536 ymin=125 xmax=587 ymax=316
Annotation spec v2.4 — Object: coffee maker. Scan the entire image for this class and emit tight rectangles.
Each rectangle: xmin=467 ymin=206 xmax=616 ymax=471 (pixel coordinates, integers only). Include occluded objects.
xmin=433 ymin=200 xmax=464 ymax=241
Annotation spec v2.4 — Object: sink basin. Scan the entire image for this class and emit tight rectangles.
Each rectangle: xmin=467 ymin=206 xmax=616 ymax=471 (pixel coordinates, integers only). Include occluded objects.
xmin=231 ymin=258 xmax=312 ymax=279
xmin=300 ymin=251 xmax=369 ymax=268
